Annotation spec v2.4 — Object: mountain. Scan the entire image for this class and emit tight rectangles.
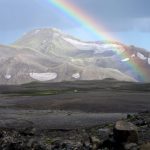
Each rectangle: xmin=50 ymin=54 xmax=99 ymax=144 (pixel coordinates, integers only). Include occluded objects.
xmin=14 ymin=28 xmax=78 ymax=57
xmin=0 ymin=28 xmax=150 ymax=84
xmin=0 ymin=44 xmax=64 ymax=84
xmin=14 ymin=28 xmax=150 ymax=82
xmin=0 ymin=44 xmax=134 ymax=85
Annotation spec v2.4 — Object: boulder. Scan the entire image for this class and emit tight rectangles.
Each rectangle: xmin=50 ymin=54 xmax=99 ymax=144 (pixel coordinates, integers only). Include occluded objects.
xmin=140 ymin=142 xmax=150 ymax=150
xmin=113 ymin=121 xmax=138 ymax=143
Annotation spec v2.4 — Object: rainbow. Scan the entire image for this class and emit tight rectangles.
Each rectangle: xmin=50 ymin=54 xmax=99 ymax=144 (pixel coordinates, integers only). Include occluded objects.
xmin=48 ymin=0 xmax=149 ymax=82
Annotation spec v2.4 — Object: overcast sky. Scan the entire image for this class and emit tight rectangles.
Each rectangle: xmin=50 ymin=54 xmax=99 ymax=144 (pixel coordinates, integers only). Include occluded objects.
xmin=0 ymin=0 xmax=150 ymax=50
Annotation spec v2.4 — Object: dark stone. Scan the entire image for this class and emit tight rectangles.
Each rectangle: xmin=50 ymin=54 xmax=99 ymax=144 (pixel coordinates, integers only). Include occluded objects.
xmin=114 ymin=121 xmax=138 ymax=143
xmin=98 ymin=128 xmax=112 ymax=140
xmin=100 ymin=138 xmax=124 ymax=150
xmin=20 ymin=127 xmax=36 ymax=136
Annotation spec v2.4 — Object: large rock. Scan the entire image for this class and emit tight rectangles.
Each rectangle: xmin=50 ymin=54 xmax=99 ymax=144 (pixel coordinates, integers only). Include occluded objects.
xmin=140 ymin=142 xmax=150 ymax=150
xmin=113 ymin=121 xmax=138 ymax=143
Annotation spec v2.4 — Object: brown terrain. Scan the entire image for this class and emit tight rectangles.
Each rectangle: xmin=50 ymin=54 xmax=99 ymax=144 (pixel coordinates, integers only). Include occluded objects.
xmin=0 ymin=79 xmax=149 ymax=129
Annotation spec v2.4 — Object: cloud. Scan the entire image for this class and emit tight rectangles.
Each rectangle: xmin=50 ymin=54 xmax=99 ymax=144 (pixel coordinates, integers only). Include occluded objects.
xmin=0 ymin=0 xmax=150 ymax=33
xmin=133 ymin=17 xmax=150 ymax=32
xmin=0 ymin=0 xmax=77 ymax=31
xmin=71 ymin=0 xmax=150 ymax=32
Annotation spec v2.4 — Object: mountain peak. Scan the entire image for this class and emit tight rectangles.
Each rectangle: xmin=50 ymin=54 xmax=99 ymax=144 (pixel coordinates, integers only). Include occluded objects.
xmin=9 ymin=27 xmax=150 ymax=84
xmin=29 ymin=28 xmax=67 ymax=36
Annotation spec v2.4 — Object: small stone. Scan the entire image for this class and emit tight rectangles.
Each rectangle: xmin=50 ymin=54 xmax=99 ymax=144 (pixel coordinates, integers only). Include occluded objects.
xmin=90 ymin=136 xmax=101 ymax=144
xmin=124 ymin=143 xmax=138 ymax=150
xmin=75 ymin=141 xmax=82 ymax=148
xmin=113 ymin=121 xmax=138 ymax=143
xmin=27 ymin=138 xmax=35 ymax=147
xmin=20 ymin=127 xmax=36 ymax=136
xmin=127 ymin=114 xmax=133 ymax=119
xmin=89 ymin=136 xmax=102 ymax=150
xmin=98 ymin=128 xmax=112 ymax=140
xmin=135 ymin=120 xmax=147 ymax=126
xmin=51 ymin=138 xmax=62 ymax=149
xmin=74 ymin=89 xmax=78 ymax=93
xmin=83 ymin=141 xmax=92 ymax=149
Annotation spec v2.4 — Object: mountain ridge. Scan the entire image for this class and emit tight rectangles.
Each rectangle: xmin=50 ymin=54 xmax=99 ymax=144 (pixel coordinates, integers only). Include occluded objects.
xmin=0 ymin=28 xmax=150 ymax=84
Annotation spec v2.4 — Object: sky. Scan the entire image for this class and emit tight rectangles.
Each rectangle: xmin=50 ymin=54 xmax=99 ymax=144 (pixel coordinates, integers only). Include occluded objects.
xmin=0 ymin=0 xmax=150 ymax=50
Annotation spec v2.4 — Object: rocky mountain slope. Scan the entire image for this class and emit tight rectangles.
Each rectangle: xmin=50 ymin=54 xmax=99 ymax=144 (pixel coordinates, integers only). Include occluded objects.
xmin=0 ymin=28 xmax=150 ymax=84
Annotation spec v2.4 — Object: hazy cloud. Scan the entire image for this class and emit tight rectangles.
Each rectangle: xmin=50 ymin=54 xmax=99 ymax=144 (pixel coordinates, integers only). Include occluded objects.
xmin=0 ymin=0 xmax=150 ymax=49
xmin=70 ymin=0 xmax=150 ymax=32
xmin=0 ymin=0 xmax=150 ymax=32
xmin=133 ymin=17 xmax=150 ymax=32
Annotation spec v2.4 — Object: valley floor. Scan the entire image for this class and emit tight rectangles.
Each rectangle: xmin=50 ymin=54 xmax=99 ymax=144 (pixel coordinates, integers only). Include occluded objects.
xmin=0 ymin=80 xmax=149 ymax=149
xmin=0 ymin=80 xmax=149 ymax=129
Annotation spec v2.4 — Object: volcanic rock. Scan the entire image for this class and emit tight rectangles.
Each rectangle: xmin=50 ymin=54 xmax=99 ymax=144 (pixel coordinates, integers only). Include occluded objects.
xmin=113 ymin=120 xmax=138 ymax=143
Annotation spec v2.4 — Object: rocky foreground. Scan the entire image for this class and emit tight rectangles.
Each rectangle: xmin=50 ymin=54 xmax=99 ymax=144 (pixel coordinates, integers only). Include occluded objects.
xmin=0 ymin=111 xmax=149 ymax=150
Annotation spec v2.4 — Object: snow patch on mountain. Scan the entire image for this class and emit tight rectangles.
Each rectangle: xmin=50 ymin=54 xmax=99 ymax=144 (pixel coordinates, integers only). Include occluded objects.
xmin=72 ymin=73 xmax=80 ymax=79
xmin=137 ymin=52 xmax=147 ymax=60
xmin=29 ymin=73 xmax=57 ymax=81
xmin=63 ymin=37 xmax=124 ymax=53
xmin=5 ymin=74 xmax=11 ymax=80
xmin=34 ymin=30 xmax=40 ymax=34
xmin=51 ymin=28 xmax=66 ymax=36
xmin=63 ymin=37 xmax=98 ymax=50
xmin=42 ymin=40 xmax=47 ymax=44
xmin=121 ymin=58 xmax=130 ymax=62
xmin=148 ymin=58 xmax=150 ymax=65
